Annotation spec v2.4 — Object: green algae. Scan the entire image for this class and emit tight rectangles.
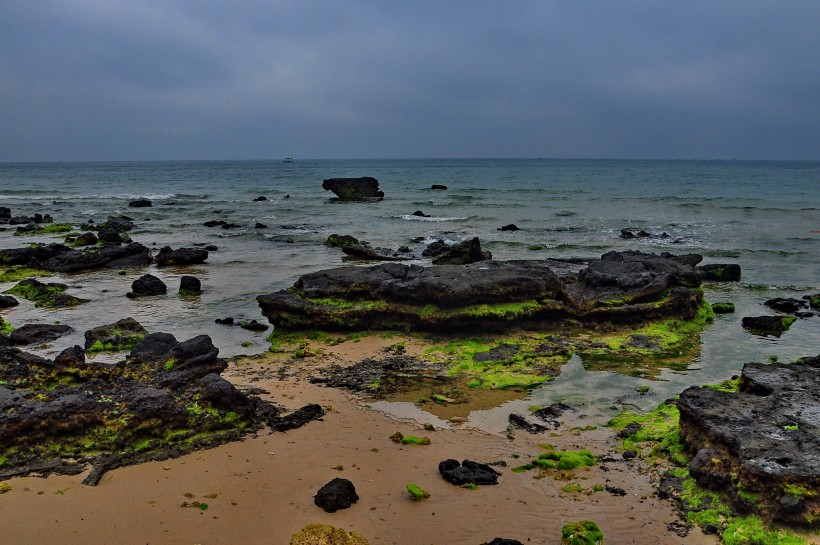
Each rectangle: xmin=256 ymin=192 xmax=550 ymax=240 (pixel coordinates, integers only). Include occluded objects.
xmin=0 ymin=316 xmax=13 ymax=335
xmin=406 ymin=483 xmax=430 ymax=500
xmin=562 ymin=484 xmax=584 ymax=493
xmin=608 ymin=400 xmax=687 ymax=465
xmin=722 ymin=516 xmax=807 ymax=545
xmin=87 ymin=336 xmax=144 ymax=353
xmin=13 ymin=223 xmax=73 ymax=235
xmin=712 ymin=302 xmax=736 ymax=314
xmin=0 ymin=266 xmax=52 ymax=283
xmin=6 ymin=278 xmax=85 ymax=308
xmin=560 ymin=520 xmax=604 ymax=545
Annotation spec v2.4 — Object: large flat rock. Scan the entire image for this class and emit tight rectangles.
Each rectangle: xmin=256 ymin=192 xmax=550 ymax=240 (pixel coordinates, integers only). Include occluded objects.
xmin=257 ymin=251 xmax=707 ymax=332
xmin=677 ymin=357 xmax=820 ymax=524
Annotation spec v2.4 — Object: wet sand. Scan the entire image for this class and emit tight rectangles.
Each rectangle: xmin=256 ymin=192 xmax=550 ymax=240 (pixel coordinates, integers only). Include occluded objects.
xmin=0 ymin=335 xmax=722 ymax=545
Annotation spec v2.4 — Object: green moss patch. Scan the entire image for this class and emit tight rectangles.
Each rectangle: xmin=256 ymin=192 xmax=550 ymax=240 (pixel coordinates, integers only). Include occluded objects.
xmin=608 ymin=400 xmax=687 ymax=465
xmin=14 ymin=223 xmax=73 ymax=235
xmin=0 ymin=266 xmax=53 ymax=283
xmin=6 ymin=278 xmax=86 ymax=308
xmin=406 ymin=483 xmax=430 ymax=500
xmin=0 ymin=316 xmax=13 ymax=335
xmin=712 ymin=302 xmax=736 ymax=314
xmin=561 ymin=520 xmax=604 ymax=545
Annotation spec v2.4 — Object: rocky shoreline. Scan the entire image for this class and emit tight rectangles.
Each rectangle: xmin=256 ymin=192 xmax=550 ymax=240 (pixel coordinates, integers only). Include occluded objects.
xmin=2 ymin=199 xmax=818 ymax=544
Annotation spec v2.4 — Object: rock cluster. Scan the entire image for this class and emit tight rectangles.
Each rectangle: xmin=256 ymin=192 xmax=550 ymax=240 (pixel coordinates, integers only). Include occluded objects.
xmin=0 ymin=332 xmax=318 ymax=485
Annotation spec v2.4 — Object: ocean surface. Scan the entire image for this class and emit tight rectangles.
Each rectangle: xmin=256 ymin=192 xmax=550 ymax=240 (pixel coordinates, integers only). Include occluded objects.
xmin=1 ymin=159 xmax=818 ymax=423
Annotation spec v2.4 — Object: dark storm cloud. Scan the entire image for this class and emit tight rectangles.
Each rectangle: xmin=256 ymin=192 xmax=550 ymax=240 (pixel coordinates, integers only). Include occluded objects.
xmin=1 ymin=0 xmax=819 ymax=161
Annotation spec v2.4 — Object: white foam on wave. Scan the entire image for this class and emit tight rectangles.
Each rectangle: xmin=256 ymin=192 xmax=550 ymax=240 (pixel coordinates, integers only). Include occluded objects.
xmin=399 ymin=214 xmax=469 ymax=222
xmin=0 ymin=193 xmax=177 ymax=201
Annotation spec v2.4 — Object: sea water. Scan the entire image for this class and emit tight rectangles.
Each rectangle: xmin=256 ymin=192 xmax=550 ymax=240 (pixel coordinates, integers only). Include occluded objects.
xmin=1 ymin=159 xmax=818 ymax=422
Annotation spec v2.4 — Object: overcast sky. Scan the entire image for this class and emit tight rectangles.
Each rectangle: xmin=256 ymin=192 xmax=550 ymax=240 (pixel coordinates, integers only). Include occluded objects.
xmin=1 ymin=1 xmax=819 ymax=161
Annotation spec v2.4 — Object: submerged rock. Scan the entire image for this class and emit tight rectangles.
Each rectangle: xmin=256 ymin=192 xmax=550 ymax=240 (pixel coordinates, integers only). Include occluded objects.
xmin=314 ymin=478 xmax=359 ymax=512
xmin=128 ymin=198 xmax=152 ymax=207
xmin=9 ymin=324 xmax=74 ymax=345
xmin=741 ymin=315 xmax=796 ymax=336
xmin=677 ymin=357 xmax=820 ymax=524
xmin=322 ymin=177 xmax=384 ymax=201
xmin=179 ymin=275 xmax=202 ymax=295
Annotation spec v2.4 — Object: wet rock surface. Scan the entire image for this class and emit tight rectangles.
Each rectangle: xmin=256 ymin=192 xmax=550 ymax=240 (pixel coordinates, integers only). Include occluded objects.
xmin=322 ymin=177 xmax=384 ymax=201
xmin=0 ymin=332 xmax=313 ymax=485
xmin=314 ymin=478 xmax=359 ymax=512
xmin=677 ymin=356 xmax=820 ymax=524
xmin=9 ymin=323 xmax=74 ymax=345
xmin=84 ymin=317 xmax=148 ymax=350
xmin=439 ymin=459 xmax=500 ymax=486
xmin=127 ymin=274 xmax=167 ymax=297
xmin=741 ymin=315 xmax=795 ymax=336
xmin=424 ymin=237 xmax=492 ymax=265
xmin=258 ymin=251 xmax=708 ymax=332
xmin=0 ymin=242 xmax=153 ymax=273
xmin=155 ymin=246 xmax=209 ymax=267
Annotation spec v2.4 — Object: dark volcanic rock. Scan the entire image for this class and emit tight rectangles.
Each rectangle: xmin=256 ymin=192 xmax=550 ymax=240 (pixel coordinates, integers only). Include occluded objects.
xmin=269 ymin=403 xmax=324 ymax=431
xmin=431 ymin=184 xmax=448 ymax=190
xmin=765 ymin=297 xmax=807 ymax=314
xmin=741 ymin=315 xmax=796 ymax=336
xmin=0 ymin=206 xmax=10 ymax=222
xmin=72 ymin=231 xmax=99 ymax=246
xmin=84 ymin=317 xmax=148 ymax=350
xmin=100 ymin=215 xmax=136 ymax=231
xmin=498 ymin=224 xmax=520 ymax=231
xmin=439 ymin=459 xmax=500 ymax=486
xmin=677 ymin=358 xmax=820 ymax=524
xmin=424 ymin=237 xmax=492 ymax=265
xmin=38 ymin=242 xmax=152 ymax=273
xmin=203 ymin=220 xmax=241 ymax=229
xmin=620 ymin=228 xmax=670 ymax=239
xmin=0 ymin=294 xmax=19 ymax=308
xmin=314 ymin=478 xmax=359 ymax=512
xmin=252 ymin=195 xmax=268 ymax=201
xmin=322 ymin=177 xmax=384 ymax=201
xmin=155 ymin=246 xmax=208 ymax=267
xmin=129 ymin=198 xmax=152 ymax=207
xmin=508 ymin=414 xmax=548 ymax=434
xmin=325 ymin=234 xmax=360 ymax=248
xmin=0 ymin=243 xmax=72 ymax=266
xmin=9 ymin=324 xmax=74 ymax=345
xmin=0 ymin=332 xmax=286 ymax=485
xmin=97 ymin=227 xmax=124 ymax=244
xmin=412 ymin=210 xmax=430 ymax=217
xmin=699 ymin=263 xmax=741 ymax=281
xmin=179 ymin=275 xmax=202 ymax=295
xmin=239 ymin=319 xmax=267 ymax=332
xmin=257 ymin=251 xmax=705 ymax=332
xmin=341 ymin=244 xmax=410 ymax=262
xmin=6 ymin=278 xmax=86 ymax=308
xmin=484 ymin=540 xmax=522 ymax=545
xmin=127 ymin=274 xmax=167 ymax=298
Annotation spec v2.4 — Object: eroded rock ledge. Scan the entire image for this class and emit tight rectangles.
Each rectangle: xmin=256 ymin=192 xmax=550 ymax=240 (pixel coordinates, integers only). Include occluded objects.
xmin=677 ymin=356 xmax=819 ymax=524
xmin=0 ymin=333 xmax=322 ymax=485
xmin=257 ymin=250 xmax=707 ymax=332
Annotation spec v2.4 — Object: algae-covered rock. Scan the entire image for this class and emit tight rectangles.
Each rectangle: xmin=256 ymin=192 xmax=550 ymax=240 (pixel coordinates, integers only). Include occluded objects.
xmin=699 ymin=263 xmax=741 ymax=281
xmin=84 ymin=317 xmax=148 ymax=352
xmin=741 ymin=315 xmax=796 ymax=336
xmin=290 ymin=523 xmax=370 ymax=545
xmin=406 ymin=483 xmax=430 ymax=500
xmin=0 ymin=333 xmax=281 ymax=485
xmin=711 ymin=302 xmax=735 ymax=314
xmin=561 ymin=520 xmax=604 ymax=545
xmin=6 ymin=278 xmax=86 ymax=308
xmin=257 ymin=251 xmax=706 ymax=333
xmin=325 ymin=234 xmax=360 ymax=248
xmin=677 ymin=358 xmax=820 ymax=524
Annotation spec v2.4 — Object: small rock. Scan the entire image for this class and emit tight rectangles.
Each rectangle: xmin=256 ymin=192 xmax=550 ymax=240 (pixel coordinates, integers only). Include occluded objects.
xmin=254 ymin=222 xmax=268 ymax=229
xmin=438 ymin=459 xmax=500 ymax=486
xmin=431 ymin=184 xmax=448 ymax=190
xmin=253 ymin=196 xmax=268 ymax=202
xmin=127 ymin=274 xmax=167 ymax=298
xmin=412 ymin=210 xmax=430 ymax=217
xmin=314 ymin=478 xmax=359 ymax=513
xmin=0 ymin=295 xmax=19 ymax=308
xmin=498 ymin=224 xmax=520 ymax=231
xmin=623 ymin=449 xmax=638 ymax=460
xmin=128 ymin=198 xmax=152 ymax=208
xmin=179 ymin=276 xmax=202 ymax=295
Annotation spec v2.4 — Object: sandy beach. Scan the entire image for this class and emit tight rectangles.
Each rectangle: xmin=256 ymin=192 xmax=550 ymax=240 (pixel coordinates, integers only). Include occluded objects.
xmin=1 ymin=336 xmax=721 ymax=545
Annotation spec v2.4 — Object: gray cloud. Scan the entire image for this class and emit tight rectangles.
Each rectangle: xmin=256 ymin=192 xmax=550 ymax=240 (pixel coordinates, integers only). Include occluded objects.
xmin=1 ymin=0 xmax=819 ymax=161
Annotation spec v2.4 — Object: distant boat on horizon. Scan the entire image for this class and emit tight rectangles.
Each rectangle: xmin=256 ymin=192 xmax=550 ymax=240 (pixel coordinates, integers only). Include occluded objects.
xmin=283 ymin=157 xmax=294 ymax=163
